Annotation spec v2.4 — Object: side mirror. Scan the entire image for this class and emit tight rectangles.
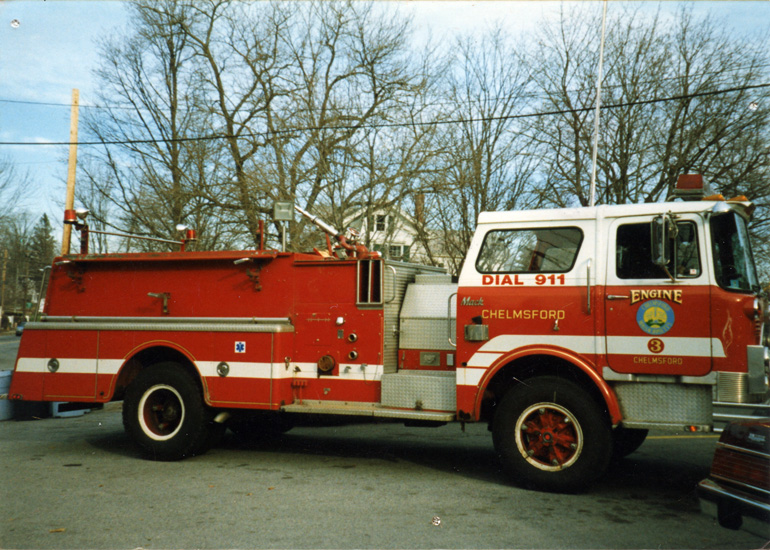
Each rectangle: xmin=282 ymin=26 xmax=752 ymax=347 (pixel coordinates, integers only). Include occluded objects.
xmin=651 ymin=215 xmax=669 ymax=267
xmin=651 ymin=213 xmax=677 ymax=281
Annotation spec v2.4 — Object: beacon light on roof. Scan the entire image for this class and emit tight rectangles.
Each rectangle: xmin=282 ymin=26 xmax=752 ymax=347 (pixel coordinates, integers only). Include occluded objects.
xmin=671 ymin=174 xmax=709 ymax=201
xmin=176 ymin=224 xmax=197 ymax=245
xmin=63 ymin=207 xmax=89 ymax=225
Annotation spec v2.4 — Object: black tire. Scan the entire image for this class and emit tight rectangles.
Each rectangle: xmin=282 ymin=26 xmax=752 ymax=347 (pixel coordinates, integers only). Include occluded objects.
xmin=717 ymin=501 xmax=743 ymax=530
xmin=492 ymin=376 xmax=612 ymax=493
xmin=123 ymin=362 xmax=218 ymax=461
xmin=612 ymin=426 xmax=648 ymax=460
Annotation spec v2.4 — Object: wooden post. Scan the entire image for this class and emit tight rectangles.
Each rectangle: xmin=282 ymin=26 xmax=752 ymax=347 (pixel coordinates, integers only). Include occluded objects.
xmin=61 ymin=88 xmax=80 ymax=255
xmin=0 ymin=249 xmax=7 ymax=320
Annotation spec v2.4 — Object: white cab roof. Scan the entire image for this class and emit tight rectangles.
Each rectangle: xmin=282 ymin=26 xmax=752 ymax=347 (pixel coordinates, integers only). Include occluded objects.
xmin=477 ymin=200 xmax=751 ymax=225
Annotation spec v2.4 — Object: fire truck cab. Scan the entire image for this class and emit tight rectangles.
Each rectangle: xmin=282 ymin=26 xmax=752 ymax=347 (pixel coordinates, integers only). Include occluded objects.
xmin=8 ymin=177 xmax=769 ymax=492
xmin=456 ymin=192 xmax=767 ymax=489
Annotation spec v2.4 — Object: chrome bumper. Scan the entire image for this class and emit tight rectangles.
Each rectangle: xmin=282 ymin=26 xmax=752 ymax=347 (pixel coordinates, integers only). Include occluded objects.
xmin=697 ymin=478 xmax=770 ymax=537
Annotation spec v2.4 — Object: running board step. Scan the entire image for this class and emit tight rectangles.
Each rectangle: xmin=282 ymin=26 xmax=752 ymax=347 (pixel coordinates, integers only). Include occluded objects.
xmin=281 ymin=400 xmax=455 ymax=422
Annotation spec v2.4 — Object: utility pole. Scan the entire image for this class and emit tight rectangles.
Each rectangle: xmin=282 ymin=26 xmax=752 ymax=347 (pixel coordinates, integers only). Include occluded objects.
xmin=20 ymin=257 xmax=29 ymax=321
xmin=62 ymin=88 xmax=80 ymax=255
xmin=0 ymin=249 xmax=7 ymax=326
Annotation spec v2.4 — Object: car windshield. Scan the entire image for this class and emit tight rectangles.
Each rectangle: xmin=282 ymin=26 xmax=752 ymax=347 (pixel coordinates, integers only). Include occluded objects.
xmin=710 ymin=211 xmax=759 ymax=292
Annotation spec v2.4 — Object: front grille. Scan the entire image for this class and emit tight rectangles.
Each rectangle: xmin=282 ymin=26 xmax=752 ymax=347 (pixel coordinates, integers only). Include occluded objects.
xmin=716 ymin=372 xmax=751 ymax=403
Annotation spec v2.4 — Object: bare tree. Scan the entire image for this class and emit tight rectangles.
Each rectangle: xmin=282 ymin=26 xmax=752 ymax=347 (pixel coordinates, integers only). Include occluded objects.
xmin=527 ymin=5 xmax=603 ymax=207
xmin=646 ymin=7 xmax=770 ymax=203
xmin=80 ymin=0 xmax=233 ymax=251
xmin=262 ymin=1 xmax=440 ymax=250
xmin=426 ymin=28 xmax=540 ymax=274
xmin=528 ymin=5 xmax=770 ymax=209
xmin=311 ymin=5 xmax=447 ymax=254
xmin=0 ymin=213 xmax=34 ymax=320
xmin=75 ymin=0 xmax=768 ymax=280
xmin=173 ymin=1 xmax=441 ymax=250
xmin=0 ymin=154 xmax=31 ymax=221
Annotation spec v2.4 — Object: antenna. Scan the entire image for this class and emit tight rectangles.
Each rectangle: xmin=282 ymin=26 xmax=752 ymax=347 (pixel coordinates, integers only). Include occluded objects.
xmin=589 ymin=0 xmax=608 ymax=207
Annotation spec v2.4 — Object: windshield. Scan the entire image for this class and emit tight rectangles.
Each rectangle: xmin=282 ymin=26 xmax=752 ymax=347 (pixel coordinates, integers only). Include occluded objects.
xmin=710 ymin=211 xmax=759 ymax=292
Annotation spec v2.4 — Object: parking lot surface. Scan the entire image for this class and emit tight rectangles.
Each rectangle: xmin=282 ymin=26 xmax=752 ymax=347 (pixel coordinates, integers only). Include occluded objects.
xmin=1 ymin=399 xmax=768 ymax=550
xmin=1 ymin=334 xmax=767 ymax=549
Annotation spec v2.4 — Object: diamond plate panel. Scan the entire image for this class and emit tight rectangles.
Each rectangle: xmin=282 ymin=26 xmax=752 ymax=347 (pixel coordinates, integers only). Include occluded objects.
xmin=614 ymin=382 xmax=712 ymax=424
xmin=381 ymin=371 xmax=456 ymax=411
xmin=399 ymin=319 xmax=456 ymax=350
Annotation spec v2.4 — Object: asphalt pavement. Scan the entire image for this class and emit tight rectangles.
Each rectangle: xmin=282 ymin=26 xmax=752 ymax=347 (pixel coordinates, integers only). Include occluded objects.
xmin=1 ymin=333 xmax=768 ymax=549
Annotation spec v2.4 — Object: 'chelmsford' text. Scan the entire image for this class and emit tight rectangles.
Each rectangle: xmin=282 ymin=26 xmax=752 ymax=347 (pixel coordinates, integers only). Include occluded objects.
xmin=482 ymin=309 xmax=565 ymax=320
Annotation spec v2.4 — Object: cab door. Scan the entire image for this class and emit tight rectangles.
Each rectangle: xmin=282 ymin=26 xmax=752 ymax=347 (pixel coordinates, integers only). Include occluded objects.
xmin=604 ymin=215 xmax=713 ymax=376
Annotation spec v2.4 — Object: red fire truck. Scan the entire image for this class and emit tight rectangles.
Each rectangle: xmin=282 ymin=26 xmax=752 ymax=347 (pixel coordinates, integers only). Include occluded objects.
xmin=8 ymin=176 xmax=769 ymax=491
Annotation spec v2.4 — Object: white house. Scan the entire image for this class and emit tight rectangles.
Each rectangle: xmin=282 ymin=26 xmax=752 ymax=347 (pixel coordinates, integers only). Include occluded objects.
xmin=348 ymin=208 xmax=457 ymax=271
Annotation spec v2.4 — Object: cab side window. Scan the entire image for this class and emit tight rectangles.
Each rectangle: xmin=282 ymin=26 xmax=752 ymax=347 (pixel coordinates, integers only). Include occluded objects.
xmin=616 ymin=221 xmax=701 ymax=279
xmin=675 ymin=222 xmax=701 ymax=277
xmin=476 ymin=227 xmax=583 ymax=273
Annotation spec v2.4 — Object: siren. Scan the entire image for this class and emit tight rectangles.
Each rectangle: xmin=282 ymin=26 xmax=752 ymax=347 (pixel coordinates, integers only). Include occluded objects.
xmin=670 ymin=174 xmax=723 ymax=201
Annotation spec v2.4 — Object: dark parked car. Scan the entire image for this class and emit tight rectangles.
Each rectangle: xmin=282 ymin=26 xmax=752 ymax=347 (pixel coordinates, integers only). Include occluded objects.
xmin=698 ymin=418 xmax=770 ymax=538
xmin=14 ymin=321 xmax=25 ymax=336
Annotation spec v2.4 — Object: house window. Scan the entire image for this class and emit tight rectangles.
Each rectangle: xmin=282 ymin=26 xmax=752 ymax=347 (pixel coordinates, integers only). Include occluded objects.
xmin=372 ymin=243 xmax=410 ymax=261
xmin=389 ymin=244 xmax=410 ymax=262
xmin=371 ymin=215 xmax=387 ymax=232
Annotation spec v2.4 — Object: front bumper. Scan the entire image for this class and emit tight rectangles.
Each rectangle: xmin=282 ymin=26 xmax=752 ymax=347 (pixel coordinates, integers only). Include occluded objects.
xmin=697 ymin=478 xmax=770 ymax=538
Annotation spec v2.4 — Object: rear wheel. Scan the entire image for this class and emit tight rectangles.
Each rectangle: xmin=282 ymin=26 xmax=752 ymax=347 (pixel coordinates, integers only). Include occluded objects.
xmin=123 ymin=362 xmax=218 ymax=461
xmin=493 ymin=376 xmax=612 ymax=492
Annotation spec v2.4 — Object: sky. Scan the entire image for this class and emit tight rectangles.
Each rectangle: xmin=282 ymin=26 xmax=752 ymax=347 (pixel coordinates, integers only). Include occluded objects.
xmin=1 ymin=0 xmax=769 ymax=233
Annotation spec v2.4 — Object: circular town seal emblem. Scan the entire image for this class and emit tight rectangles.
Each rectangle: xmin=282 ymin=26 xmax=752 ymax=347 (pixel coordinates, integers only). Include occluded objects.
xmin=636 ymin=299 xmax=675 ymax=335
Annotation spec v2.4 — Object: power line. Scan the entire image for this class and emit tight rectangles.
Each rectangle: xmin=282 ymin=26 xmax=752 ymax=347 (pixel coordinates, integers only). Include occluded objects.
xmin=0 ymin=98 xmax=146 ymax=111
xmin=1 ymin=82 xmax=768 ymax=147
xmin=6 ymin=62 xmax=770 ymax=111
xmin=3 ymin=59 xmax=769 ymax=112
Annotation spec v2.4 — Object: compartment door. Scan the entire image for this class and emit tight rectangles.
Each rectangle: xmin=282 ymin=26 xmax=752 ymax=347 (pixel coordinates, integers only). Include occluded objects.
xmin=42 ymin=330 xmax=98 ymax=400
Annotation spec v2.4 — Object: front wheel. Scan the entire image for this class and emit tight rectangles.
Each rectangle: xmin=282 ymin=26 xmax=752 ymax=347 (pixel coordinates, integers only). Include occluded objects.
xmin=123 ymin=363 xmax=218 ymax=461
xmin=492 ymin=377 xmax=612 ymax=493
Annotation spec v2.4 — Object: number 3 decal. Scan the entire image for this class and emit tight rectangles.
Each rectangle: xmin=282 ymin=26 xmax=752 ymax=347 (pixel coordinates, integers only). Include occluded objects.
xmin=647 ymin=338 xmax=665 ymax=354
